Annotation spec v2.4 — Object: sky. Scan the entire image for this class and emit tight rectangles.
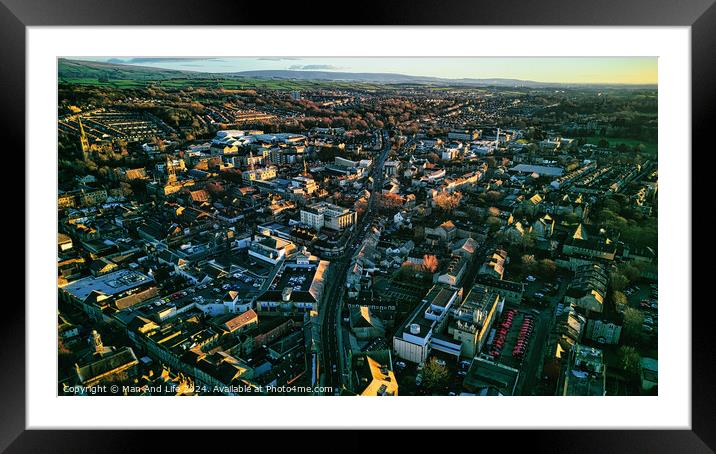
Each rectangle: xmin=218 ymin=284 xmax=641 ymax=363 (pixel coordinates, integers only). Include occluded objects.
xmin=76 ymin=57 xmax=657 ymax=84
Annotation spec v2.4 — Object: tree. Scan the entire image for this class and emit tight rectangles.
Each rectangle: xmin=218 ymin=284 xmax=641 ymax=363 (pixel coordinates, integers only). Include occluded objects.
xmin=612 ymin=290 xmax=628 ymax=312
xmin=486 ymin=216 xmax=501 ymax=232
xmin=610 ymin=271 xmax=629 ymax=291
xmin=433 ymin=191 xmax=462 ymax=212
xmin=422 ymin=357 xmax=449 ymax=393
xmin=521 ymin=254 xmax=537 ymax=274
xmin=422 ymin=255 xmax=439 ymax=273
xmin=537 ymin=259 xmax=557 ymax=279
xmin=617 ymin=263 xmax=641 ymax=284
xmin=618 ymin=345 xmax=642 ymax=383
xmin=622 ymin=307 xmax=644 ymax=344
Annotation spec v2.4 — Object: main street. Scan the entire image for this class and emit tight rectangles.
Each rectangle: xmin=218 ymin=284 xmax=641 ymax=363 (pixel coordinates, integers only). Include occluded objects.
xmin=320 ymin=129 xmax=392 ymax=394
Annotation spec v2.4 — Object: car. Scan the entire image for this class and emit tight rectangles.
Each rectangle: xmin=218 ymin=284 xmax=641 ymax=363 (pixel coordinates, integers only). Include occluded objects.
xmin=396 ymin=361 xmax=407 ymax=369
xmin=526 ymin=275 xmax=536 ymax=282
xmin=651 ymin=303 xmax=658 ymax=309
xmin=459 ymin=360 xmax=471 ymax=368
xmin=642 ymin=324 xmax=654 ymax=332
xmin=457 ymin=370 xmax=467 ymax=377
xmin=435 ymin=359 xmax=446 ymax=367
xmin=534 ymin=293 xmax=545 ymax=299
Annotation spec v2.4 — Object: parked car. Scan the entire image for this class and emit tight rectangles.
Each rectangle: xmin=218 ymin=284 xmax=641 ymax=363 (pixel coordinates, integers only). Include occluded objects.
xmin=526 ymin=275 xmax=536 ymax=282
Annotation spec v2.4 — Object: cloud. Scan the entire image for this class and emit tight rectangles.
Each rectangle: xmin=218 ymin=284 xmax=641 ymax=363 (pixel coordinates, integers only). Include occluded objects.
xmin=256 ymin=57 xmax=301 ymax=61
xmin=288 ymin=64 xmax=348 ymax=71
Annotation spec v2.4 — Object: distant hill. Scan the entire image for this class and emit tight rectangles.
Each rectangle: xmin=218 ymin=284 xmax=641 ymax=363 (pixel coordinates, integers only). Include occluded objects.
xmin=59 ymin=59 xmax=211 ymax=81
xmin=58 ymin=59 xmax=656 ymax=89
xmin=228 ymin=70 xmax=552 ymax=87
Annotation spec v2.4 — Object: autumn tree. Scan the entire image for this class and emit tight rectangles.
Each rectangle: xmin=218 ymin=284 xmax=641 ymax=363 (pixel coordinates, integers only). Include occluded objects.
xmin=433 ymin=191 xmax=462 ymax=212
xmin=422 ymin=255 xmax=439 ymax=273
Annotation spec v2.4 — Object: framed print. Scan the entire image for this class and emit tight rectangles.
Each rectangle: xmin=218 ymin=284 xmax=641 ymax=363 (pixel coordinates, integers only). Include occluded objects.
xmin=8 ymin=0 xmax=713 ymax=451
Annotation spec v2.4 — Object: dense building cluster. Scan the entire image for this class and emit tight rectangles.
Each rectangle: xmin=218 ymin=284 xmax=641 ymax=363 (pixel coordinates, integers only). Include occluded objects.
xmin=58 ymin=65 xmax=657 ymax=396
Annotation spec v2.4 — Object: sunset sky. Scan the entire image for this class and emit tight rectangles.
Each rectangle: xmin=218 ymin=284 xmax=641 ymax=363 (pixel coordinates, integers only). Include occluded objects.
xmin=76 ymin=57 xmax=657 ymax=84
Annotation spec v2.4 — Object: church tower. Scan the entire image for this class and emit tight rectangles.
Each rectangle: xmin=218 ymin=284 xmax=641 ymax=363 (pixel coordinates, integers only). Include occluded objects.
xmin=91 ymin=330 xmax=103 ymax=354
xmin=166 ymin=156 xmax=177 ymax=183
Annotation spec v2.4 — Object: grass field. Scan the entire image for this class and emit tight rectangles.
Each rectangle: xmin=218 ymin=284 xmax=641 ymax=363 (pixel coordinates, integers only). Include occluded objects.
xmin=584 ymin=136 xmax=658 ymax=155
xmin=59 ymin=76 xmax=390 ymax=92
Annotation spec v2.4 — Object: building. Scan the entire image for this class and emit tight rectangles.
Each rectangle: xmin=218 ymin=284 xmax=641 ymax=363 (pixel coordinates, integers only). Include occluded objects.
xmin=584 ymin=312 xmax=623 ymax=345
xmin=562 ymin=224 xmax=617 ymax=261
xmin=73 ymin=330 xmax=139 ymax=388
xmin=60 ymin=269 xmax=156 ymax=320
xmin=641 ymin=357 xmax=658 ymax=392
xmin=352 ymin=353 xmax=398 ymax=396
xmin=560 ymin=344 xmax=606 ymax=396
xmin=210 ymin=309 xmax=259 ymax=335
xmin=248 ymin=233 xmax=297 ymax=265
xmin=383 ymin=160 xmax=400 ymax=177
xmin=474 ymin=276 xmax=524 ymax=305
xmin=448 ymin=129 xmax=479 ymax=141
xmin=392 ymin=285 xmax=459 ymax=364
xmin=350 ymin=306 xmax=386 ymax=340
xmin=479 ymin=248 xmax=508 ymax=280
xmin=437 ymin=255 xmax=469 ymax=287
xmin=462 ymin=356 xmax=519 ymax=396
xmin=242 ymin=166 xmax=278 ymax=184
xmin=58 ymin=233 xmax=73 ymax=252
xmin=446 ymin=285 xmax=501 ymax=358
xmin=256 ymin=252 xmax=329 ymax=315
xmin=563 ymin=263 xmax=608 ymax=314
xmin=300 ymin=201 xmax=357 ymax=231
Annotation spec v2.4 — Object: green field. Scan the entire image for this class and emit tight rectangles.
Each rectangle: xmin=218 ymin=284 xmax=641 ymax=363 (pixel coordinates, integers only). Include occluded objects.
xmin=59 ymin=76 xmax=391 ymax=92
xmin=584 ymin=136 xmax=658 ymax=155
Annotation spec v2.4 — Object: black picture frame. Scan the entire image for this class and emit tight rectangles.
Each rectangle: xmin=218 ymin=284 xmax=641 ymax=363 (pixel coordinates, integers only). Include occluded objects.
xmin=5 ymin=0 xmax=710 ymax=451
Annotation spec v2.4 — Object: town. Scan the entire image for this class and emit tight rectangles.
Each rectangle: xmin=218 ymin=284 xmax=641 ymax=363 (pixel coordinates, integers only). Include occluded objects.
xmin=57 ymin=58 xmax=658 ymax=396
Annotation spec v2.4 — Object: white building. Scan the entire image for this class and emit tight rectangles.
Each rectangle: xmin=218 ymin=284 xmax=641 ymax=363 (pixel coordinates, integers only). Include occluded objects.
xmin=300 ymin=202 xmax=357 ymax=231
xmin=393 ymin=285 xmax=459 ymax=364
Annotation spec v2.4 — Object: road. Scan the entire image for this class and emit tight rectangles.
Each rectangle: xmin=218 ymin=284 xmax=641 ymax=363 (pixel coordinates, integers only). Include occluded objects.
xmin=320 ymin=129 xmax=392 ymax=394
xmin=515 ymin=275 xmax=568 ymax=395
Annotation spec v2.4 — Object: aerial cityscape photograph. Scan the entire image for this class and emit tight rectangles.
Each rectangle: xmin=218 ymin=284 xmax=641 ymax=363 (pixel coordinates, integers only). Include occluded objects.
xmin=56 ymin=56 xmax=658 ymax=397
